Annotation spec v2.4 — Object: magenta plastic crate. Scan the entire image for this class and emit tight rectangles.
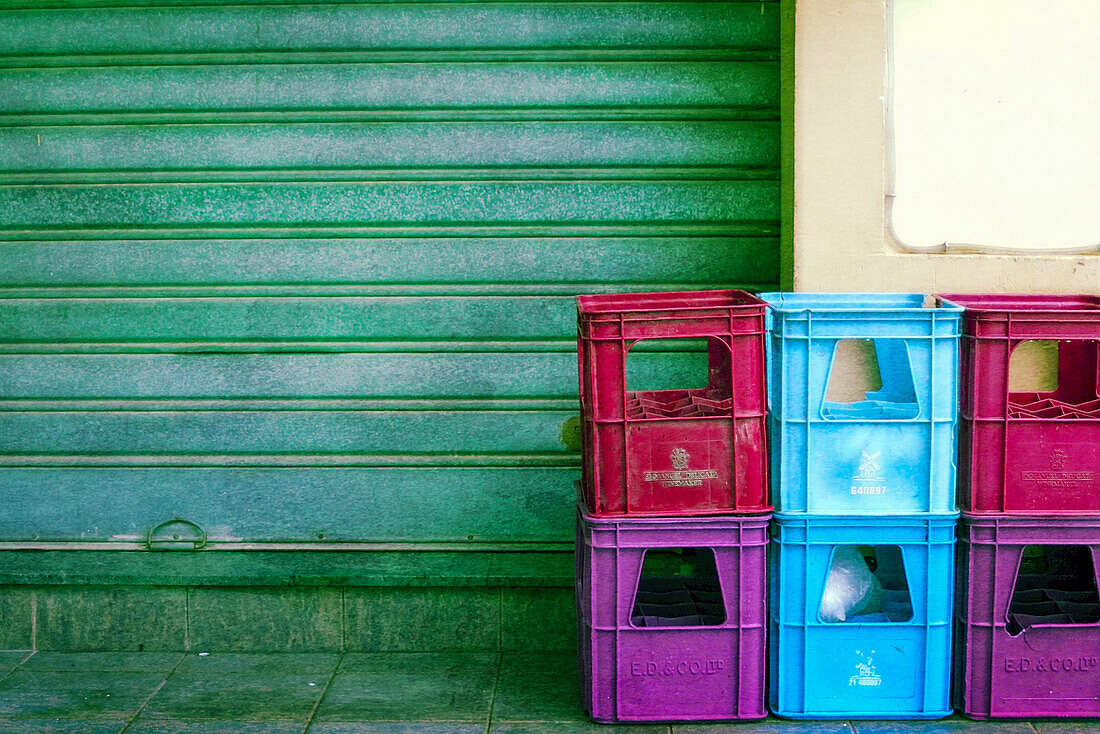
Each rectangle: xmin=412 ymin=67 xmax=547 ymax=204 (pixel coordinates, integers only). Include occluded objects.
xmin=577 ymin=289 xmax=769 ymax=517
xmin=955 ymin=514 xmax=1100 ymax=719
xmin=941 ymin=294 xmax=1100 ymax=514
xmin=576 ymin=503 xmax=770 ymax=722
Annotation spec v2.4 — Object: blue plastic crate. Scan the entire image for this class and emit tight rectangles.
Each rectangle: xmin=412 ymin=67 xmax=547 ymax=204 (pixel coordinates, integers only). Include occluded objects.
xmin=768 ymin=512 xmax=958 ymax=720
xmin=761 ymin=293 xmax=963 ymax=514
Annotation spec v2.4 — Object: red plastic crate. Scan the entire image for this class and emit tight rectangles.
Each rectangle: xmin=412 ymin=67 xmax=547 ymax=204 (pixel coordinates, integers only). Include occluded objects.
xmin=576 ymin=290 xmax=769 ymax=517
xmin=955 ymin=514 xmax=1100 ymax=719
xmin=941 ymin=294 xmax=1100 ymax=514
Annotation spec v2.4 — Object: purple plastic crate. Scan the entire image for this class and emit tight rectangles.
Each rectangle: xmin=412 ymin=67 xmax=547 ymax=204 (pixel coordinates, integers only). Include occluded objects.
xmin=956 ymin=514 xmax=1100 ymax=719
xmin=576 ymin=503 xmax=769 ymax=722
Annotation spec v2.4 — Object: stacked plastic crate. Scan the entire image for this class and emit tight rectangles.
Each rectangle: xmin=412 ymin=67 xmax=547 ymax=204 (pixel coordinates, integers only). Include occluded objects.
xmin=762 ymin=294 xmax=962 ymax=720
xmin=574 ymin=290 xmax=772 ymax=722
xmin=945 ymin=295 xmax=1100 ymax=719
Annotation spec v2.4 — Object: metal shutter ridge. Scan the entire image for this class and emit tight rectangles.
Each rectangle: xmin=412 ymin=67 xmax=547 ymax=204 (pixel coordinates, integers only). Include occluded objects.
xmin=0 ymin=2 xmax=780 ymax=548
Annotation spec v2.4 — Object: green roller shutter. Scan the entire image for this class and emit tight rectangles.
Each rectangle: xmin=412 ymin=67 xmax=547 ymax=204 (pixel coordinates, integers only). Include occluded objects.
xmin=0 ymin=1 xmax=780 ymax=548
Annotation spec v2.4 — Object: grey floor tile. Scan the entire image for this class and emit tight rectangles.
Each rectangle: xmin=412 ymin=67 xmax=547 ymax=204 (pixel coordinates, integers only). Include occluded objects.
xmin=175 ymin=652 xmax=340 ymax=676
xmin=676 ymin=722 xmax=854 ymax=733
xmin=315 ymin=672 xmax=494 ymax=723
xmin=0 ymin=670 xmax=163 ymax=719
xmin=491 ymin=672 xmax=588 ymax=723
xmin=0 ymin=652 xmax=31 ymax=666
xmin=852 ymin=717 xmax=1034 ymax=733
xmin=0 ymin=651 xmax=31 ymax=679
xmin=127 ymin=720 xmax=305 ymax=734
xmin=0 ymin=719 xmax=128 ymax=733
xmin=1034 ymin=723 xmax=1100 ymax=733
xmin=337 ymin=653 xmax=498 ymax=676
xmin=20 ymin=652 xmax=181 ymax=673
xmin=498 ymin=653 xmax=576 ymax=678
xmin=315 ymin=654 xmax=497 ymax=723
xmin=492 ymin=723 xmax=671 ymax=733
xmin=142 ymin=673 xmax=329 ymax=722
xmin=309 ymin=724 xmax=486 ymax=734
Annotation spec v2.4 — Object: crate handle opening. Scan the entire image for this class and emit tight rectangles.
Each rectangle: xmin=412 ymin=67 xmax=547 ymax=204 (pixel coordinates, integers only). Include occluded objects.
xmin=630 ymin=547 xmax=726 ymax=628
xmin=624 ymin=337 xmax=733 ymax=419
xmin=1006 ymin=545 xmax=1100 ymax=636
xmin=819 ymin=544 xmax=914 ymax=624
xmin=1007 ymin=340 xmax=1100 ymax=419
xmin=822 ymin=339 xmax=919 ymax=420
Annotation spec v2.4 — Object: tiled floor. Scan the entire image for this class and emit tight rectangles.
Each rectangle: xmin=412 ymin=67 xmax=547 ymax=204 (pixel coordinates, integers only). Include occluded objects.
xmin=0 ymin=650 xmax=1095 ymax=733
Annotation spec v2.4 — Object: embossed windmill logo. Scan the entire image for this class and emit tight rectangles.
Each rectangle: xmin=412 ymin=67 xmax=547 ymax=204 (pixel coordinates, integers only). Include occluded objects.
xmin=849 ymin=649 xmax=882 ymax=687
xmin=856 ymin=450 xmax=882 ymax=480
xmin=670 ymin=448 xmax=690 ymax=471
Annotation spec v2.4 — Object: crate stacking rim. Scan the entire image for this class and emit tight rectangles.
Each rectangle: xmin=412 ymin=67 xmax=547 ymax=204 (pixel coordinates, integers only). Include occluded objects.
xmin=577 ymin=289 xmax=769 ymax=517
xmin=941 ymin=294 xmax=1100 ymax=515
xmin=761 ymin=292 xmax=963 ymax=515
xmin=576 ymin=504 xmax=770 ymax=722
xmin=768 ymin=512 xmax=958 ymax=720
xmin=955 ymin=513 xmax=1100 ymax=719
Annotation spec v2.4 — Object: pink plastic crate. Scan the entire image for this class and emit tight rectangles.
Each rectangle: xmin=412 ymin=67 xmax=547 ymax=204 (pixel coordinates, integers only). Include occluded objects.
xmin=576 ymin=503 xmax=769 ymax=722
xmin=576 ymin=289 xmax=769 ymax=517
xmin=941 ymin=294 xmax=1100 ymax=514
xmin=955 ymin=514 xmax=1100 ymax=719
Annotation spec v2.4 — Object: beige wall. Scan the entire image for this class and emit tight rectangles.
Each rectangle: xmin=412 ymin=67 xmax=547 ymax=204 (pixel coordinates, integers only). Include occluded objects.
xmin=791 ymin=0 xmax=1099 ymax=293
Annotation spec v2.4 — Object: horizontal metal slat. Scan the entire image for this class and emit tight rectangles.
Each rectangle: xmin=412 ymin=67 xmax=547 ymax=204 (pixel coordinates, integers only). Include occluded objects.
xmin=0 ymin=295 xmax=579 ymax=342
xmin=0 ymin=3 xmax=779 ymax=57
xmin=0 ymin=0 xmax=773 ymax=8
xmin=0 ymin=236 xmax=778 ymax=287
xmin=0 ymin=62 xmax=778 ymax=118
xmin=0 ymin=121 xmax=778 ymax=175
xmin=0 ymin=409 xmax=578 ymax=455
xmin=0 ymin=180 xmax=779 ymax=229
